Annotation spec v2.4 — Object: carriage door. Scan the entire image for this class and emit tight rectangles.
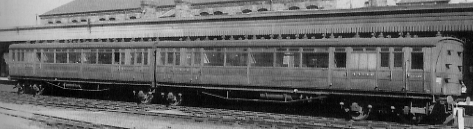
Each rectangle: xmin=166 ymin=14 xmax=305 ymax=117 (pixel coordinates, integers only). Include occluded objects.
xmin=175 ymin=48 xmax=202 ymax=83
xmin=378 ymin=48 xmax=405 ymax=91
xmin=349 ymin=48 xmax=377 ymax=90
xmin=406 ymin=47 xmax=425 ymax=92
xmin=155 ymin=48 xmax=169 ymax=82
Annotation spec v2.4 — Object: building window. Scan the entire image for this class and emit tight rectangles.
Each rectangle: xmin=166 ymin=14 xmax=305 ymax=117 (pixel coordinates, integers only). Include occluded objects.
xmin=242 ymin=9 xmax=252 ymax=13
xmin=109 ymin=17 xmax=116 ymax=21
xmin=306 ymin=5 xmax=319 ymax=9
xmin=48 ymin=21 xmax=54 ymax=24
xmin=289 ymin=6 xmax=300 ymax=10
xmin=99 ymin=18 xmax=106 ymax=21
xmin=257 ymin=8 xmax=268 ymax=12
xmin=81 ymin=19 xmax=87 ymax=22
xmin=72 ymin=20 xmax=78 ymax=23
xmin=200 ymin=12 xmax=210 ymax=16
xmin=129 ymin=16 xmax=137 ymax=19
xmin=56 ymin=21 xmax=62 ymax=23
xmin=214 ymin=11 xmax=223 ymax=15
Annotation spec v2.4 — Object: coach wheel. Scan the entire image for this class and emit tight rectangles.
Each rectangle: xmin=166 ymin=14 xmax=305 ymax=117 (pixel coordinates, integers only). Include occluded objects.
xmin=349 ymin=102 xmax=370 ymax=120
xmin=166 ymin=92 xmax=183 ymax=106
xmin=14 ymin=83 xmax=24 ymax=95
xmin=136 ymin=90 xmax=153 ymax=104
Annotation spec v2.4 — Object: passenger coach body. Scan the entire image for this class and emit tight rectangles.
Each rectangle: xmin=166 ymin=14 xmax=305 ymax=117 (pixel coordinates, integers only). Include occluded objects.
xmin=7 ymin=37 xmax=465 ymax=100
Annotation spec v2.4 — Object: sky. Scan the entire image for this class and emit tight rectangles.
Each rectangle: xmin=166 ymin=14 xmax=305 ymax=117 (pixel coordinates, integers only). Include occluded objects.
xmin=0 ymin=0 xmax=73 ymax=29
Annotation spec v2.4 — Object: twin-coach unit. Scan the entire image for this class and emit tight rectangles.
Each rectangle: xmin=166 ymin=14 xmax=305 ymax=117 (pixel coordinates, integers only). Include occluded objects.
xmin=6 ymin=36 xmax=467 ymax=122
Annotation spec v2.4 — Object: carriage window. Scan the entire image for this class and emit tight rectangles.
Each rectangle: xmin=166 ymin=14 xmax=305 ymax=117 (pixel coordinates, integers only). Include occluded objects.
xmin=166 ymin=51 xmax=173 ymax=65
xmin=83 ymin=49 xmax=97 ymax=64
xmin=276 ymin=48 xmax=300 ymax=67
xmin=380 ymin=52 xmax=389 ymax=68
xmin=350 ymin=53 xmax=376 ymax=69
xmin=23 ymin=49 xmax=33 ymax=62
xmin=18 ymin=50 xmax=24 ymax=62
xmin=143 ymin=49 xmax=148 ymax=65
xmin=394 ymin=53 xmax=403 ymax=68
xmin=194 ymin=49 xmax=201 ymax=66
xmin=44 ymin=49 xmax=54 ymax=63
xmin=130 ymin=52 xmax=135 ymax=65
xmin=98 ymin=49 xmax=112 ymax=64
xmin=164 ymin=48 xmax=180 ymax=66
xmin=183 ymin=48 xmax=192 ymax=66
xmin=158 ymin=49 xmax=165 ymax=65
xmin=226 ymin=48 xmax=247 ymax=66
xmin=56 ymin=49 xmax=67 ymax=63
xmin=411 ymin=53 xmax=423 ymax=69
xmin=175 ymin=49 xmax=181 ymax=66
xmin=36 ymin=50 xmax=41 ymax=62
xmin=11 ymin=50 xmax=16 ymax=62
xmin=69 ymin=49 xmax=81 ymax=63
xmin=120 ymin=52 xmax=125 ymax=65
xmin=335 ymin=52 xmax=346 ymax=68
xmin=203 ymin=48 xmax=224 ymax=66
xmin=303 ymin=53 xmax=329 ymax=68
xmin=136 ymin=50 xmax=143 ymax=65
xmin=250 ymin=52 xmax=274 ymax=67
xmin=113 ymin=50 xmax=120 ymax=64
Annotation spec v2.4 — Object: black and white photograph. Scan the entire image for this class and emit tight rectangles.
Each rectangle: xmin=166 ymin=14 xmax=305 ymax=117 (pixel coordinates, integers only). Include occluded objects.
xmin=1 ymin=0 xmax=473 ymax=128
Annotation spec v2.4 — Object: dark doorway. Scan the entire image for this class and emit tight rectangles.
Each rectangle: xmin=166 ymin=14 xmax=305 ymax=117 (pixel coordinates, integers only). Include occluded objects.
xmin=0 ymin=43 xmax=10 ymax=77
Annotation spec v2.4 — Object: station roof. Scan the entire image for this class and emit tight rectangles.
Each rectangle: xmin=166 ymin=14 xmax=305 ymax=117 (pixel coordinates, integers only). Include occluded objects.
xmin=40 ymin=0 xmax=255 ymax=16
xmin=41 ymin=0 xmax=172 ymax=16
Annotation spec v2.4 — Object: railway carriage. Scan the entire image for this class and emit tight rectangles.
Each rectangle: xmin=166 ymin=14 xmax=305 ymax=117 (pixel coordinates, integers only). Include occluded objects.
xmin=7 ymin=36 xmax=467 ymax=122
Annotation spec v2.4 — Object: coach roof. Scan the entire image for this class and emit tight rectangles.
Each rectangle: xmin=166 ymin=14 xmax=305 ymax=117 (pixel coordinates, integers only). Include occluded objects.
xmin=9 ymin=37 xmax=462 ymax=49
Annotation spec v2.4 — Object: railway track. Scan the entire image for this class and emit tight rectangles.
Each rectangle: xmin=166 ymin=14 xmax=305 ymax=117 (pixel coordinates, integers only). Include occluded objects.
xmin=0 ymin=91 xmax=457 ymax=129
xmin=0 ymin=105 xmax=128 ymax=129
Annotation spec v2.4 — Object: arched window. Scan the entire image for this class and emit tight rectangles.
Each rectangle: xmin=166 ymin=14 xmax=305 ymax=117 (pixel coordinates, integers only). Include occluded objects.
xmin=306 ymin=5 xmax=319 ymax=9
xmin=289 ymin=6 xmax=300 ymax=10
xmin=200 ymin=12 xmax=210 ymax=16
xmin=80 ymin=19 xmax=87 ymax=22
xmin=48 ymin=21 xmax=53 ymax=24
xmin=99 ymin=18 xmax=106 ymax=21
xmin=72 ymin=20 xmax=78 ymax=23
xmin=214 ymin=11 xmax=223 ymax=15
xmin=56 ymin=21 xmax=62 ymax=23
xmin=129 ymin=16 xmax=136 ymax=19
xmin=257 ymin=8 xmax=268 ymax=12
xmin=242 ymin=9 xmax=252 ymax=13
xmin=109 ymin=17 xmax=116 ymax=21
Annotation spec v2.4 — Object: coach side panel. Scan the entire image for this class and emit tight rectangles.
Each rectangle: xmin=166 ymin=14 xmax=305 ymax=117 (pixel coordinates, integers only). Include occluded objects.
xmin=9 ymin=47 xmax=153 ymax=84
